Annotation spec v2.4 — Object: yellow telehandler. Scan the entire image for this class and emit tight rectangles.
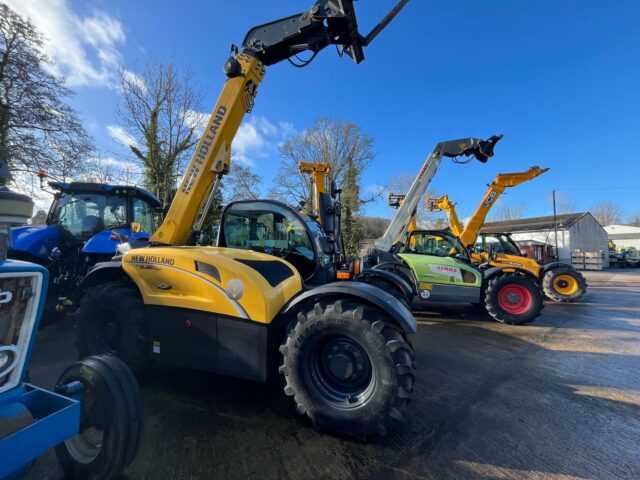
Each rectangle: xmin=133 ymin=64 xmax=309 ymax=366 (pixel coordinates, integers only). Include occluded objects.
xmin=426 ymin=167 xmax=587 ymax=301
xmin=74 ymin=1 xmax=416 ymax=439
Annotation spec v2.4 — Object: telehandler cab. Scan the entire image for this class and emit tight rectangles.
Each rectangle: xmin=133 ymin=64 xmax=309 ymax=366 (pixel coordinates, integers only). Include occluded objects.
xmin=76 ymin=0 xmax=415 ymax=438
xmin=364 ymin=136 xmax=545 ymax=324
xmin=426 ymin=167 xmax=587 ymax=302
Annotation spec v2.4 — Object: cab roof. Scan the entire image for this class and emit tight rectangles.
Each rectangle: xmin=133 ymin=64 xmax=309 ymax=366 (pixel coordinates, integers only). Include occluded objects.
xmin=48 ymin=182 xmax=161 ymax=207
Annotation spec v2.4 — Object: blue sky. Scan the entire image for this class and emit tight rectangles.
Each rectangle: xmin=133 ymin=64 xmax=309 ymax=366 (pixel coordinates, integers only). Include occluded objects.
xmin=9 ymin=0 xmax=640 ymax=221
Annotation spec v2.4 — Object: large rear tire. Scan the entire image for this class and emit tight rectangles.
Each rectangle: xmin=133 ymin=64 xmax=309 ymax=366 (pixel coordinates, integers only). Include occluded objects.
xmin=542 ymin=266 xmax=587 ymax=302
xmin=55 ymin=355 xmax=144 ymax=480
xmin=279 ymin=298 xmax=415 ymax=439
xmin=75 ymin=281 xmax=151 ymax=371
xmin=484 ymin=273 xmax=543 ymax=325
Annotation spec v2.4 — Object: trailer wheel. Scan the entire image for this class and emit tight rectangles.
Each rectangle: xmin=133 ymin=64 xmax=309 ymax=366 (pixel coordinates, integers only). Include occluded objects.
xmin=484 ymin=273 xmax=543 ymax=325
xmin=55 ymin=355 xmax=143 ymax=480
xmin=75 ymin=281 xmax=151 ymax=371
xmin=279 ymin=298 xmax=415 ymax=439
xmin=542 ymin=266 xmax=587 ymax=302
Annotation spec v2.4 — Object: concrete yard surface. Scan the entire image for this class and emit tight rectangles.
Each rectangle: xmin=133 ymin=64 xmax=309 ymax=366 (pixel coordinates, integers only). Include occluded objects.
xmin=26 ymin=270 xmax=640 ymax=479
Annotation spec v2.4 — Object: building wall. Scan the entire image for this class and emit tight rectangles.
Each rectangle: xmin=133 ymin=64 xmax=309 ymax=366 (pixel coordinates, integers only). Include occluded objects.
xmin=610 ymin=238 xmax=640 ymax=250
xmin=506 ymin=214 xmax=609 ymax=266
xmin=569 ymin=214 xmax=609 ymax=267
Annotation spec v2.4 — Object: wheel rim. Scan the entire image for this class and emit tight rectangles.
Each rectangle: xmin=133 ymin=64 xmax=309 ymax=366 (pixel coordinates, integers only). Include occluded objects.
xmin=553 ymin=274 xmax=579 ymax=295
xmin=497 ymin=284 xmax=532 ymax=315
xmin=64 ymin=386 xmax=105 ymax=464
xmin=306 ymin=334 xmax=375 ymax=408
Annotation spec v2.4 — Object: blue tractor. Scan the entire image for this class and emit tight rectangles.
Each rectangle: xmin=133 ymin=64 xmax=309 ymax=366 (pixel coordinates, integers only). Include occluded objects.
xmin=0 ymin=164 xmax=143 ymax=479
xmin=9 ymin=181 xmax=161 ymax=312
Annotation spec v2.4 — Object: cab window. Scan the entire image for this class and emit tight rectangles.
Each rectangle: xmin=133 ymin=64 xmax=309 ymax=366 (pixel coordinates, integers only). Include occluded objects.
xmin=407 ymin=232 xmax=469 ymax=260
xmin=133 ymin=198 xmax=156 ymax=233
xmin=221 ymin=201 xmax=317 ymax=280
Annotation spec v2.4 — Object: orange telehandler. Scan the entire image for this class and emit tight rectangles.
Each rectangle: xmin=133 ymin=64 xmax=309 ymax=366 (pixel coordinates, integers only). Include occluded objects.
xmin=426 ymin=167 xmax=587 ymax=302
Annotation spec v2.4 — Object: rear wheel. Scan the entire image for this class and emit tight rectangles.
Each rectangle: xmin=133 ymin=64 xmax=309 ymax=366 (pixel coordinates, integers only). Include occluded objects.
xmin=542 ymin=266 xmax=587 ymax=302
xmin=484 ymin=273 xmax=543 ymax=325
xmin=279 ymin=298 xmax=415 ymax=439
xmin=55 ymin=355 xmax=144 ymax=480
xmin=75 ymin=281 xmax=151 ymax=371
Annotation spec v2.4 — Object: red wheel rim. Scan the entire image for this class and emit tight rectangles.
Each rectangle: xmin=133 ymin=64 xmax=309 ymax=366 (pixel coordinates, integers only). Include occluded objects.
xmin=497 ymin=284 xmax=532 ymax=315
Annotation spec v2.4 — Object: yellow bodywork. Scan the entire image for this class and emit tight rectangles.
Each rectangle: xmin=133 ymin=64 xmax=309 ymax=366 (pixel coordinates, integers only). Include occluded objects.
xmin=121 ymin=246 xmax=302 ymax=324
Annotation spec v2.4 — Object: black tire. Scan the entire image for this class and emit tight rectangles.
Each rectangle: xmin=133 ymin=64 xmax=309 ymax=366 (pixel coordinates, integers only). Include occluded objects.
xmin=279 ymin=298 xmax=415 ymax=439
xmin=55 ymin=355 xmax=144 ymax=480
xmin=484 ymin=273 xmax=544 ymax=325
xmin=75 ymin=281 xmax=151 ymax=371
xmin=542 ymin=266 xmax=587 ymax=302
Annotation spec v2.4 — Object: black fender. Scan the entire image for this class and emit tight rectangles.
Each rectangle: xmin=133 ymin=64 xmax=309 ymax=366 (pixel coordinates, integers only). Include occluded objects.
xmin=80 ymin=260 xmax=127 ymax=289
xmin=355 ymin=268 xmax=415 ymax=297
xmin=283 ymin=282 xmax=417 ymax=334
xmin=483 ymin=265 xmax=538 ymax=282
xmin=541 ymin=261 xmax=574 ymax=274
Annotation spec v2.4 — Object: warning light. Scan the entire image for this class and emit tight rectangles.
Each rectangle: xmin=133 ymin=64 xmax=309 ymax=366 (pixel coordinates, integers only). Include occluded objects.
xmin=336 ymin=271 xmax=350 ymax=280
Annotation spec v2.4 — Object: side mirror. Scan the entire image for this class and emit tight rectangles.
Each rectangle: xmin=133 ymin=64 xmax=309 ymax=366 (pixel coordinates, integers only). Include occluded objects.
xmin=330 ymin=180 xmax=341 ymax=200
xmin=317 ymin=236 xmax=334 ymax=255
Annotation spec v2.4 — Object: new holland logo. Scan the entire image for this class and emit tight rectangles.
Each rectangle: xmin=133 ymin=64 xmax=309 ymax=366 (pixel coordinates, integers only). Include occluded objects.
xmin=128 ymin=255 xmax=175 ymax=266
xmin=226 ymin=279 xmax=244 ymax=300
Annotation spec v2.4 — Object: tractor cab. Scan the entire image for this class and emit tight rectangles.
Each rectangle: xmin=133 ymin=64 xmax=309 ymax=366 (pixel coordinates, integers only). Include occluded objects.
xmin=11 ymin=182 xmax=161 ymax=265
xmin=9 ymin=182 xmax=161 ymax=312
xmin=473 ymin=233 xmax=523 ymax=257
xmin=218 ymin=199 xmax=336 ymax=286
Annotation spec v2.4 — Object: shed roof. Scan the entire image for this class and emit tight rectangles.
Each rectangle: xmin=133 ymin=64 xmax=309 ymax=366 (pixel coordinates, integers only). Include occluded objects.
xmin=480 ymin=213 xmax=588 ymax=234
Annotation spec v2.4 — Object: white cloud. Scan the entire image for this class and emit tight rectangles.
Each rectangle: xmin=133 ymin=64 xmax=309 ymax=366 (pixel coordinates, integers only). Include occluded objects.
xmin=5 ymin=0 xmax=126 ymax=87
xmin=232 ymin=116 xmax=293 ymax=167
xmin=184 ymin=110 xmax=208 ymax=137
xmin=107 ymin=125 xmax=137 ymax=148
xmin=121 ymin=69 xmax=147 ymax=93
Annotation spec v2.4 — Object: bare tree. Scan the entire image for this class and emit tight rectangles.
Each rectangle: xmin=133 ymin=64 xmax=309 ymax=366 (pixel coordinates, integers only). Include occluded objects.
xmin=557 ymin=202 xmax=578 ymax=214
xmin=490 ymin=202 xmax=527 ymax=222
xmin=225 ymin=164 xmax=262 ymax=202
xmin=269 ymin=117 xmax=375 ymax=208
xmin=116 ymin=62 xmax=204 ymax=205
xmin=591 ymin=200 xmax=623 ymax=226
xmin=0 ymin=3 xmax=93 ymax=186
xmin=81 ymin=157 xmax=142 ymax=185
xmin=628 ymin=214 xmax=640 ymax=227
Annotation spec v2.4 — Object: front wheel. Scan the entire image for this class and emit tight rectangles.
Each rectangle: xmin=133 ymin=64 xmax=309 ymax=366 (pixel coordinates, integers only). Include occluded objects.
xmin=55 ymin=355 xmax=144 ymax=480
xmin=75 ymin=281 xmax=151 ymax=371
xmin=484 ymin=273 xmax=543 ymax=325
xmin=279 ymin=298 xmax=415 ymax=439
xmin=542 ymin=266 xmax=587 ymax=302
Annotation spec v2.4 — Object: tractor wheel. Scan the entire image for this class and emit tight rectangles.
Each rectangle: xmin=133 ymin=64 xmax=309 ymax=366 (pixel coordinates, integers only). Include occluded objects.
xmin=542 ymin=266 xmax=587 ymax=302
xmin=55 ymin=355 xmax=144 ymax=480
xmin=279 ymin=298 xmax=415 ymax=439
xmin=484 ymin=273 xmax=543 ymax=325
xmin=75 ymin=281 xmax=151 ymax=371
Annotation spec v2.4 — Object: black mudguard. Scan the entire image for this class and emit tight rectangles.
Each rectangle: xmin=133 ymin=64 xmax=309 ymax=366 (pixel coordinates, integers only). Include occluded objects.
xmin=355 ymin=268 xmax=415 ymax=297
xmin=283 ymin=281 xmax=417 ymax=334
xmin=541 ymin=261 xmax=573 ymax=274
xmin=80 ymin=260 xmax=126 ymax=289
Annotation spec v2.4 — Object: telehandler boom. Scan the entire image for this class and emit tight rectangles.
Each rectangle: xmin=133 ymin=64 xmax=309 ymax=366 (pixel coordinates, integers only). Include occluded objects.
xmin=374 ymin=135 xmax=503 ymax=252
xmin=426 ymin=167 xmax=587 ymax=302
xmin=77 ymin=1 xmax=416 ymax=439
